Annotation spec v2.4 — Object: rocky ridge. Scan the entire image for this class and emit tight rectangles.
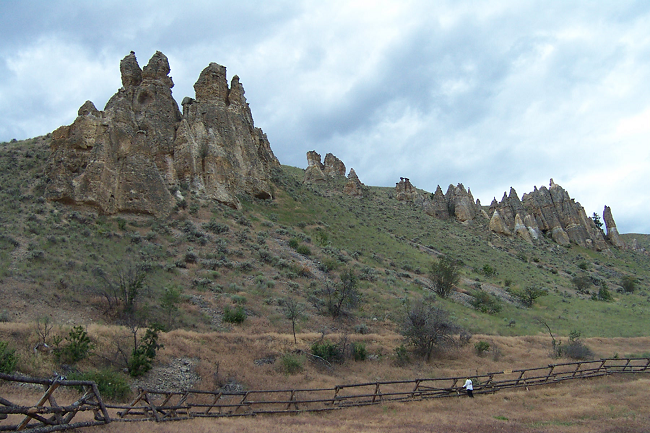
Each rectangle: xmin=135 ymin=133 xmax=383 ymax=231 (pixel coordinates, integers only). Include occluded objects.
xmin=45 ymin=51 xmax=279 ymax=216
xmin=395 ymin=177 xmax=624 ymax=251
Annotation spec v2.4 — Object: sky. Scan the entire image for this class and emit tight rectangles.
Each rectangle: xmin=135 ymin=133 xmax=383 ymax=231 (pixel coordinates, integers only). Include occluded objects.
xmin=1 ymin=1 xmax=649 ymax=234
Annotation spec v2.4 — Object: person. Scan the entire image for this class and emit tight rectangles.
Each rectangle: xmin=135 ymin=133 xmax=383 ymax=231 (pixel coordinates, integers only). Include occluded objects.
xmin=462 ymin=378 xmax=474 ymax=398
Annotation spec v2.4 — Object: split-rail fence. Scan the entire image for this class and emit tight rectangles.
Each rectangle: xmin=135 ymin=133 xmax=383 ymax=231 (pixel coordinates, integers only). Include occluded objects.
xmin=2 ymin=357 xmax=649 ymax=432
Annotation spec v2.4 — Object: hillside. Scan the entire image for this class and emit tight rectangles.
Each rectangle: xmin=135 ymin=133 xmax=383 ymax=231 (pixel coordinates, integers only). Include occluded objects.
xmin=1 ymin=134 xmax=649 ymax=340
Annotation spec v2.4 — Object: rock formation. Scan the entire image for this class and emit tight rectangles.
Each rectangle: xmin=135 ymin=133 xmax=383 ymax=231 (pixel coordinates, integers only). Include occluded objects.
xmin=395 ymin=178 xmax=420 ymax=202
xmin=45 ymin=51 xmax=279 ymax=216
xmin=303 ymin=151 xmax=347 ymax=183
xmin=343 ymin=168 xmax=367 ymax=198
xmin=488 ymin=179 xmax=610 ymax=250
xmin=603 ymin=205 xmax=625 ymax=248
xmin=303 ymin=151 xmax=327 ymax=183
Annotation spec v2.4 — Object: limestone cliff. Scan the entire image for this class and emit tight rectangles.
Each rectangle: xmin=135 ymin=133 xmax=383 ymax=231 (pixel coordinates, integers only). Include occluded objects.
xmin=45 ymin=51 xmax=279 ymax=216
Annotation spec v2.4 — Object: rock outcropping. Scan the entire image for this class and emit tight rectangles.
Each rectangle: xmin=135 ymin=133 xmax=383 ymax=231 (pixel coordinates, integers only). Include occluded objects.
xmin=303 ymin=151 xmax=367 ymax=197
xmin=395 ymin=176 xmax=621 ymax=251
xmin=488 ymin=180 xmax=609 ymax=250
xmin=46 ymin=51 xmax=279 ymax=216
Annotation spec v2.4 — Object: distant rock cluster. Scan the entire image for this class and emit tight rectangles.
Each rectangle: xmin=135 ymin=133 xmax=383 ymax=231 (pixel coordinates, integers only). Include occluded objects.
xmin=395 ymin=177 xmax=624 ymax=251
xmin=45 ymin=51 xmax=279 ymax=216
xmin=303 ymin=151 xmax=367 ymax=197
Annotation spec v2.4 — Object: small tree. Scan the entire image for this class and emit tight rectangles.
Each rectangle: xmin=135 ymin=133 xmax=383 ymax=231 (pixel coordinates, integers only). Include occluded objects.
xmin=322 ymin=268 xmax=361 ymax=318
xmin=160 ymin=286 xmax=183 ymax=329
xmin=402 ymin=302 xmax=460 ymax=361
xmin=56 ymin=326 xmax=94 ymax=364
xmin=94 ymin=260 xmax=147 ymax=316
xmin=282 ymin=298 xmax=305 ymax=344
xmin=592 ymin=212 xmax=603 ymax=231
xmin=510 ymin=286 xmax=547 ymax=307
xmin=128 ymin=325 xmax=163 ymax=377
xmin=429 ymin=256 xmax=461 ymax=298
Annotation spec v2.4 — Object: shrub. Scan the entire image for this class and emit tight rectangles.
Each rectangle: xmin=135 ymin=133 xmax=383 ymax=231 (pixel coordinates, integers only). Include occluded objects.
xmin=429 ymin=256 xmax=461 ymax=298
xmin=280 ymin=354 xmax=304 ymax=374
xmin=352 ymin=342 xmax=367 ymax=361
xmin=311 ymin=340 xmax=343 ymax=363
xmin=563 ymin=331 xmax=593 ymax=360
xmin=56 ymin=326 xmax=94 ymax=364
xmin=482 ymin=264 xmax=497 ymax=277
xmin=592 ymin=284 xmax=613 ymax=302
xmin=394 ymin=344 xmax=410 ymax=366
xmin=296 ymin=244 xmax=311 ymax=256
xmin=288 ymin=238 xmax=300 ymax=249
xmin=469 ymin=290 xmax=502 ymax=314
xmin=572 ymin=275 xmax=591 ymax=294
xmin=621 ymin=276 xmax=637 ymax=293
xmin=128 ymin=326 xmax=163 ymax=377
xmin=510 ymin=286 xmax=547 ymax=307
xmin=475 ymin=341 xmax=490 ymax=356
xmin=402 ymin=302 xmax=461 ymax=361
xmin=68 ymin=370 xmax=131 ymax=402
xmin=0 ymin=341 xmax=18 ymax=373
xmin=223 ymin=306 xmax=247 ymax=324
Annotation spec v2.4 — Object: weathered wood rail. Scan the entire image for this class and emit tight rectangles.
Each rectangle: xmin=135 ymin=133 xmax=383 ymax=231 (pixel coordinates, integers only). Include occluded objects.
xmin=0 ymin=373 xmax=109 ymax=432
xmin=2 ymin=357 xmax=649 ymax=431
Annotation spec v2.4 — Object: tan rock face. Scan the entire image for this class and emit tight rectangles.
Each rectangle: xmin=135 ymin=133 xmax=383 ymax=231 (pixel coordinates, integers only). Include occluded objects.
xmin=304 ymin=151 xmax=327 ymax=183
xmin=486 ymin=179 xmax=611 ymax=250
xmin=395 ymin=178 xmax=419 ymax=202
xmin=343 ymin=168 xmax=366 ymax=197
xmin=603 ymin=205 xmax=625 ymax=248
xmin=45 ymin=51 xmax=279 ymax=215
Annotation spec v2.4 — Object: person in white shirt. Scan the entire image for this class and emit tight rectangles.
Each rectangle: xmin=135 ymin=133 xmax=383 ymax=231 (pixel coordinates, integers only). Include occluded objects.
xmin=463 ymin=378 xmax=474 ymax=398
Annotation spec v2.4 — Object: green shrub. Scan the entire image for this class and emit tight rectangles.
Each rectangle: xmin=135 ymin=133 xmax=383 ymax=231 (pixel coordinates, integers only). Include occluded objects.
xmin=128 ymin=326 xmax=163 ymax=377
xmin=475 ymin=341 xmax=490 ymax=356
xmin=352 ymin=342 xmax=367 ymax=361
xmin=311 ymin=340 xmax=343 ymax=363
xmin=621 ymin=276 xmax=637 ymax=293
xmin=295 ymin=244 xmax=311 ymax=256
xmin=280 ymin=353 xmax=304 ymax=374
xmin=482 ymin=264 xmax=497 ymax=277
xmin=592 ymin=284 xmax=613 ymax=302
xmin=0 ymin=341 xmax=18 ymax=373
xmin=288 ymin=238 xmax=300 ymax=249
xmin=56 ymin=326 xmax=94 ymax=364
xmin=469 ymin=290 xmax=502 ymax=314
xmin=509 ymin=286 xmax=547 ymax=307
xmin=223 ymin=305 xmax=247 ymax=324
xmin=68 ymin=369 xmax=131 ymax=402
xmin=394 ymin=344 xmax=410 ymax=366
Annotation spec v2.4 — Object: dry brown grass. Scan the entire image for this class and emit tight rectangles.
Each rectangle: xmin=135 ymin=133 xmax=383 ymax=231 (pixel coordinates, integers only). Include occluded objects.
xmin=3 ymin=323 xmax=650 ymax=432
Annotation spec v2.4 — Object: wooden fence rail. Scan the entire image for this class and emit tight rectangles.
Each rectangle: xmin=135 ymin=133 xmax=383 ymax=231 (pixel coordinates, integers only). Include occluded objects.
xmin=0 ymin=373 xmax=109 ymax=432
xmin=2 ymin=357 xmax=649 ymax=431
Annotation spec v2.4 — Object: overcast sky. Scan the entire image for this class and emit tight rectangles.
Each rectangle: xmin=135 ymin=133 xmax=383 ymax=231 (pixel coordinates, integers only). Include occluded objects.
xmin=1 ymin=1 xmax=649 ymax=233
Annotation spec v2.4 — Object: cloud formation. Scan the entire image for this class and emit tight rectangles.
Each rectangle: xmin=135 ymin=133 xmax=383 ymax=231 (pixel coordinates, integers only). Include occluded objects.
xmin=1 ymin=1 xmax=649 ymax=233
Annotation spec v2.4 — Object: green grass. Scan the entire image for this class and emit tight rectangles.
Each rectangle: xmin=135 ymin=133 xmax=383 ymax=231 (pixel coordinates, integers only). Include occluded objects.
xmin=1 ymin=138 xmax=650 ymax=339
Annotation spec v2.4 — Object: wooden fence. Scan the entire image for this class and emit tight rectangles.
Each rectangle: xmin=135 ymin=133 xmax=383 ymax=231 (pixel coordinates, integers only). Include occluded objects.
xmin=2 ymin=357 xmax=649 ymax=431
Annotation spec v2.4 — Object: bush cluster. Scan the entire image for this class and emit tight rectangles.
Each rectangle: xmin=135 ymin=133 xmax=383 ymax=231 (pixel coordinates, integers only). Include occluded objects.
xmin=223 ymin=305 xmax=247 ymax=324
xmin=0 ymin=341 xmax=18 ymax=373
xmin=68 ymin=370 xmax=131 ymax=402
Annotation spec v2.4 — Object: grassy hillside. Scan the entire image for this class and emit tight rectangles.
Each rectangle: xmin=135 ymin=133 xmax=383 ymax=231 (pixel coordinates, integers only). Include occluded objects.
xmin=1 ymin=135 xmax=649 ymax=339
xmin=2 ymin=136 xmax=650 ymax=432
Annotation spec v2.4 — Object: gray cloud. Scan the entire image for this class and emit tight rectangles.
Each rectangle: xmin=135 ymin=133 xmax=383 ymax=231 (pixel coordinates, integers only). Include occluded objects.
xmin=1 ymin=1 xmax=650 ymax=233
